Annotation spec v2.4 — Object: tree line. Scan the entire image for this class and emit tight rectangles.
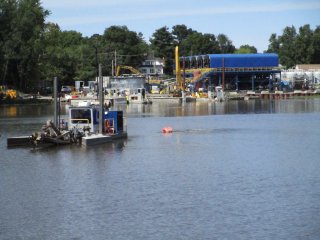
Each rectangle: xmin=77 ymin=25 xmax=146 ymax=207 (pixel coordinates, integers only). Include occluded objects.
xmin=266 ymin=25 xmax=320 ymax=68
xmin=1 ymin=0 xmax=319 ymax=93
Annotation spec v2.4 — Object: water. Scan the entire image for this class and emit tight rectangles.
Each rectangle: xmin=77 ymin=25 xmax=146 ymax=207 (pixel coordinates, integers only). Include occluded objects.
xmin=1 ymin=99 xmax=320 ymax=240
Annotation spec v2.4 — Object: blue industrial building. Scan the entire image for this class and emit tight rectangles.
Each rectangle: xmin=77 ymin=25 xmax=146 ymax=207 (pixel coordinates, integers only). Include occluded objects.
xmin=179 ymin=53 xmax=281 ymax=91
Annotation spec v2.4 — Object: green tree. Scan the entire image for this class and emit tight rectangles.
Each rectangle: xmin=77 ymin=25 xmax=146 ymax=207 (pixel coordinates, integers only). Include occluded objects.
xmin=267 ymin=25 xmax=320 ymax=67
xmin=103 ymin=25 xmax=148 ymax=75
xmin=41 ymin=24 xmax=89 ymax=86
xmin=0 ymin=0 xmax=49 ymax=91
xmin=295 ymin=25 xmax=314 ymax=64
xmin=88 ymin=34 xmax=104 ymax=77
xmin=266 ymin=33 xmax=280 ymax=53
xmin=278 ymin=26 xmax=297 ymax=68
xmin=217 ymin=34 xmax=235 ymax=53
xmin=172 ymin=24 xmax=194 ymax=45
xmin=180 ymin=32 xmax=220 ymax=56
xmin=39 ymin=23 xmax=63 ymax=81
xmin=150 ymin=26 xmax=175 ymax=74
xmin=0 ymin=0 xmax=18 ymax=86
xmin=73 ymin=40 xmax=96 ymax=82
xmin=235 ymin=44 xmax=257 ymax=54
xmin=311 ymin=26 xmax=320 ymax=64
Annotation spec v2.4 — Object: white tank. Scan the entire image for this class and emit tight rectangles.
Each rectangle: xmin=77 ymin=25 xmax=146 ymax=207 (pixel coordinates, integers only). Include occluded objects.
xmin=314 ymin=72 xmax=320 ymax=83
xmin=286 ymin=72 xmax=296 ymax=80
xmin=305 ymin=72 xmax=313 ymax=81
xmin=295 ymin=71 xmax=304 ymax=80
xmin=281 ymin=72 xmax=287 ymax=78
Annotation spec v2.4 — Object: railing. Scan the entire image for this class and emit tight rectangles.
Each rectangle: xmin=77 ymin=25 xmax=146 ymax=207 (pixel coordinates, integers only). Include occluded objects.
xmin=181 ymin=67 xmax=280 ymax=73
xmin=70 ymin=118 xmax=90 ymax=124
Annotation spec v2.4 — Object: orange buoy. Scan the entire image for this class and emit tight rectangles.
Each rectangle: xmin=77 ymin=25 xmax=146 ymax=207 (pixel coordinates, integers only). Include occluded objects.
xmin=162 ymin=126 xmax=173 ymax=133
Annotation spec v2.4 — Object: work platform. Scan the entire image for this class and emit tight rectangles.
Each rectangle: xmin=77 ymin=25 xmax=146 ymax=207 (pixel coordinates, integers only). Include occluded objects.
xmin=178 ymin=53 xmax=281 ymax=91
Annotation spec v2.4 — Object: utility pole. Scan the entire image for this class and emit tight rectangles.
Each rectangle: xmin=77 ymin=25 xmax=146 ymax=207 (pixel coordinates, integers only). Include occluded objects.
xmin=112 ymin=60 xmax=114 ymax=77
xmin=95 ymin=46 xmax=99 ymax=77
xmin=98 ymin=64 xmax=104 ymax=134
xmin=53 ymin=77 xmax=58 ymax=127
xmin=114 ymin=50 xmax=117 ymax=76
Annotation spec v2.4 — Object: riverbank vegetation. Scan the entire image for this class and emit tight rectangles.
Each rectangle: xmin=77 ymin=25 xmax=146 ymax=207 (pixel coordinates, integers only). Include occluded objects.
xmin=1 ymin=0 xmax=319 ymax=93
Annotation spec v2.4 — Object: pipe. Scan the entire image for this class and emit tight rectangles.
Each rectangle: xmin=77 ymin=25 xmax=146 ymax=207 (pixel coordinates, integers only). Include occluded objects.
xmin=175 ymin=46 xmax=183 ymax=90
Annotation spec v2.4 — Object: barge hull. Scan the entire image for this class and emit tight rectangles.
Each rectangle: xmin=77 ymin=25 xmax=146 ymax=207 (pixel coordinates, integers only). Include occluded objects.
xmin=7 ymin=136 xmax=32 ymax=147
xmin=81 ymin=132 xmax=127 ymax=146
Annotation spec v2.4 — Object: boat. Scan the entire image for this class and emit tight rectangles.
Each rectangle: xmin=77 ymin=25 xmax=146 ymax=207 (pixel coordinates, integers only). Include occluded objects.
xmin=106 ymin=89 xmax=127 ymax=105
xmin=128 ymin=88 xmax=152 ymax=104
xmin=7 ymin=102 xmax=127 ymax=148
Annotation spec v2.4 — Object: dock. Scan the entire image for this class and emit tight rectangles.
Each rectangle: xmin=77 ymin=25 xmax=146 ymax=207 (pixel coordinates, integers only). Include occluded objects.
xmin=256 ymin=90 xmax=317 ymax=99
xmin=147 ymin=94 xmax=182 ymax=103
xmin=223 ymin=90 xmax=320 ymax=100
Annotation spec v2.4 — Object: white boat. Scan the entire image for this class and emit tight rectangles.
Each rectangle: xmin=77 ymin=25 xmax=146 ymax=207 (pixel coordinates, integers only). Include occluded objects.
xmin=128 ymin=88 xmax=151 ymax=104
xmin=106 ymin=89 xmax=127 ymax=105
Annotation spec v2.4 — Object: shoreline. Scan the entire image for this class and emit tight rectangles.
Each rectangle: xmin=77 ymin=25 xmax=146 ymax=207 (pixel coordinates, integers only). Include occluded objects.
xmin=0 ymin=98 xmax=53 ymax=105
xmin=1 ymin=91 xmax=319 ymax=105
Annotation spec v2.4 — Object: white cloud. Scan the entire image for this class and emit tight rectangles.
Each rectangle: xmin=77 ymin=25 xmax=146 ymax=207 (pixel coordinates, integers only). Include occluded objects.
xmin=47 ymin=1 xmax=320 ymax=26
xmin=41 ymin=0 xmax=161 ymax=8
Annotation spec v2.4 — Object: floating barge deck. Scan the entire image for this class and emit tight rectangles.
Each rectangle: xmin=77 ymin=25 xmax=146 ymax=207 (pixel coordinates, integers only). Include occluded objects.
xmin=81 ymin=132 xmax=128 ymax=146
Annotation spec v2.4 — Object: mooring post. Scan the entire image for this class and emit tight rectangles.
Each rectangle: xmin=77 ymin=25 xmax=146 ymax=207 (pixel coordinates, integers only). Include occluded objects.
xmin=222 ymin=57 xmax=225 ymax=90
xmin=53 ymin=77 xmax=58 ymax=127
xmin=98 ymin=64 xmax=104 ymax=134
xmin=251 ymin=75 xmax=255 ymax=92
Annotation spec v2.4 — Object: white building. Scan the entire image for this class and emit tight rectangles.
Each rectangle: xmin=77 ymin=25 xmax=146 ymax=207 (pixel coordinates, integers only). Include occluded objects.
xmin=139 ymin=58 xmax=164 ymax=76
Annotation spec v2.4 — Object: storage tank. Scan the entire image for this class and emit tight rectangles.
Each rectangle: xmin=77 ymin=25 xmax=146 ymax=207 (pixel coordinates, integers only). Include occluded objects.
xmin=314 ymin=72 xmax=320 ymax=83
xmin=281 ymin=72 xmax=288 ymax=80
xmin=305 ymin=72 xmax=313 ymax=81
xmin=286 ymin=71 xmax=296 ymax=80
xmin=295 ymin=71 xmax=305 ymax=80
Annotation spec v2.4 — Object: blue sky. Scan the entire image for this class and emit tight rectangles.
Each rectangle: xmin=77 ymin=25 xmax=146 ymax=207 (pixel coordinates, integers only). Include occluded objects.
xmin=42 ymin=0 xmax=320 ymax=52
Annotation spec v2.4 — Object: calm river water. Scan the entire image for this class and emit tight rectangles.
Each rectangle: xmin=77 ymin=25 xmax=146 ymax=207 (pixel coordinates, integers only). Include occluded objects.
xmin=1 ymin=99 xmax=320 ymax=240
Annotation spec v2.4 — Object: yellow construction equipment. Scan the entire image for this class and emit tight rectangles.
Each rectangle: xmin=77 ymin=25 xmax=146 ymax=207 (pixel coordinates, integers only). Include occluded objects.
xmin=0 ymin=86 xmax=17 ymax=99
xmin=116 ymin=65 xmax=142 ymax=77
xmin=6 ymin=89 xmax=17 ymax=99
xmin=175 ymin=46 xmax=184 ymax=91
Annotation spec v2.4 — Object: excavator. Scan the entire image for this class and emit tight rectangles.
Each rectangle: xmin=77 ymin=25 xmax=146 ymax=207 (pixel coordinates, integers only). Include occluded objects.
xmin=0 ymin=86 xmax=17 ymax=99
xmin=115 ymin=65 xmax=143 ymax=77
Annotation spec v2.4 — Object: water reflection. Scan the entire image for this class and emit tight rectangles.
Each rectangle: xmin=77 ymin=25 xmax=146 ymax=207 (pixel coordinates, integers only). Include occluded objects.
xmin=1 ymin=99 xmax=320 ymax=240
xmin=1 ymin=98 xmax=320 ymax=120
xmin=0 ymin=104 xmax=55 ymax=118
xmin=111 ymin=98 xmax=320 ymax=117
xmin=4 ymin=106 xmax=17 ymax=117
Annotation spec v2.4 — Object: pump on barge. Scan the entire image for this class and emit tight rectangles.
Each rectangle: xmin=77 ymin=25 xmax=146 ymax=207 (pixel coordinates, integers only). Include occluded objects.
xmin=67 ymin=103 xmax=127 ymax=146
xmin=7 ymin=103 xmax=127 ymax=148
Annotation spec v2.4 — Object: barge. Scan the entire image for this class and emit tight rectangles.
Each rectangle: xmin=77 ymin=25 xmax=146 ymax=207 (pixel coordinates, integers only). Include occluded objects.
xmin=7 ymin=103 xmax=127 ymax=148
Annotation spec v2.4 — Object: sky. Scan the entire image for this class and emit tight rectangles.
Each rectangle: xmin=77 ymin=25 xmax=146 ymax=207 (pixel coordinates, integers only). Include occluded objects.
xmin=41 ymin=0 xmax=320 ymax=53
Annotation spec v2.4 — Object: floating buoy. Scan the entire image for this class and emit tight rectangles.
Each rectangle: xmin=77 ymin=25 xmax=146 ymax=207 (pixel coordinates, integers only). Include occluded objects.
xmin=162 ymin=126 xmax=173 ymax=133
